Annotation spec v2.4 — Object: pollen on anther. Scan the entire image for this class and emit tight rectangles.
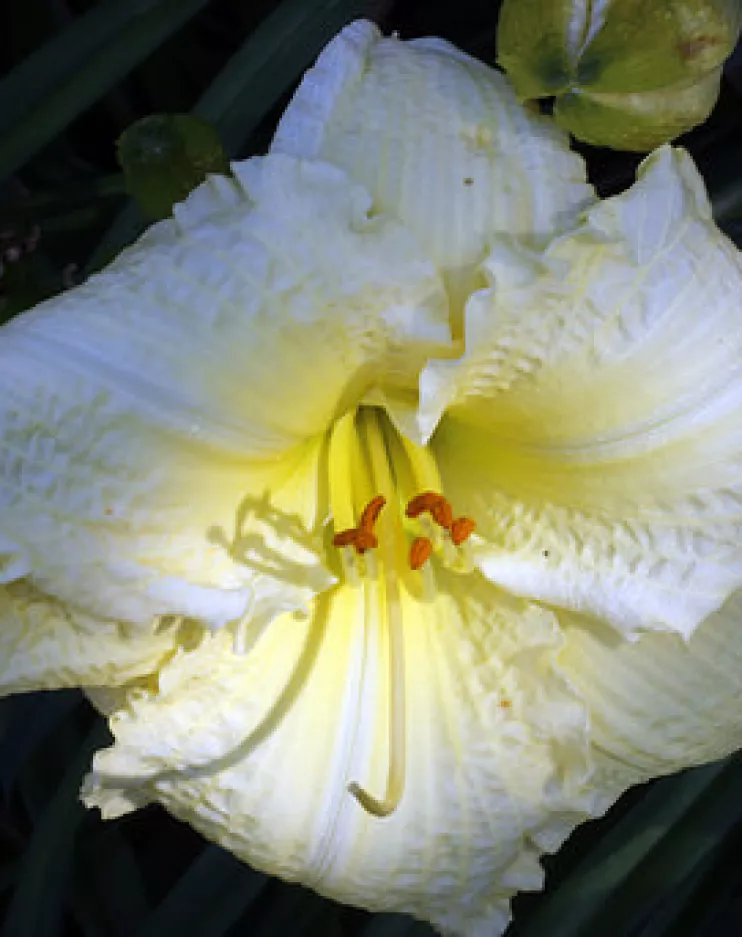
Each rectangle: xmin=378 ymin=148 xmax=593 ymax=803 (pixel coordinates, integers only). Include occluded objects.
xmin=451 ymin=516 xmax=476 ymax=546
xmin=354 ymin=529 xmax=378 ymax=554
xmin=359 ymin=495 xmax=386 ymax=532
xmin=333 ymin=529 xmax=360 ymax=548
xmin=410 ymin=536 xmax=433 ymax=571
xmin=430 ymin=499 xmax=453 ymax=531
xmin=406 ymin=491 xmax=453 ymax=530
xmin=333 ymin=527 xmax=378 ymax=555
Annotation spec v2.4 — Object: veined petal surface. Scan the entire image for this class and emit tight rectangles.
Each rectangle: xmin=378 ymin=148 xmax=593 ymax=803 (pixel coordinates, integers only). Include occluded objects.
xmin=425 ymin=147 xmax=742 ymax=639
xmin=271 ymin=20 xmax=594 ymax=322
xmin=0 ymin=579 xmax=174 ymax=695
xmin=83 ymin=569 xmax=598 ymax=937
xmin=0 ymin=153 xmax=449 ymax=640
xmin=558 ymin=591 xmax=742 ymax=781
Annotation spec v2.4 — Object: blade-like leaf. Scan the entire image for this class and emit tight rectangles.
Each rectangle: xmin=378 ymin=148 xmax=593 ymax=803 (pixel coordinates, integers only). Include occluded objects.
xmin=0 ymin=692 xmax=82 ymax=800
xmin=132 ymin=844 xmax=268 ymax=937
xmin=1 ymin=717 xmax=110 ymax=937
xmin=0 ymin=0 xmax=212 ymax=182
xmin=508 ymin=759 xmax=730 ymax=937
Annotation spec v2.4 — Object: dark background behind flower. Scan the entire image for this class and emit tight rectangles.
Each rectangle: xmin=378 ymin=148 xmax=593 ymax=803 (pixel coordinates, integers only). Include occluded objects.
xmin=1 ymin=2 xmax=742 ymax=936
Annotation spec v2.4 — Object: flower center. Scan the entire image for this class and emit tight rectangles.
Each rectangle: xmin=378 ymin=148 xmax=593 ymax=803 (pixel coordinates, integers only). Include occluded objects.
xmin=328 ymin=408 xmax=476 ymax=584
xmin=326 ymin=406 xmax=475 ymax=817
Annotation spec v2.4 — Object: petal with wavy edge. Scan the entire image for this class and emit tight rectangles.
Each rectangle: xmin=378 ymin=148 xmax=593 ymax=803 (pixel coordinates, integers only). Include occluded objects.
xmin=425 ymin=147 xmax=742 ymax=639
xmin=82 ymin=570 xmax=600 ymax=937
xmin=0 ymin=579 xmax=175 ymax=696
xmin=0 ymin=154 xmax=450 ymax=634
xmin=557 ymin=590 xmax=742 ymax=780
xmin=271 ymin=20 xmax=594 ymax=324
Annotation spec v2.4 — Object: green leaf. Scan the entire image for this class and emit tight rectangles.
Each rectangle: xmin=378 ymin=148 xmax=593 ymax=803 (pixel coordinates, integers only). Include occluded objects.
xmin=132 ymin=845 xmax=269 ymax=937
xmin=590 ymin=755 xmax=742 ymax=937
xmin=508 ymin=759 xmax=730 ymax=937
xmin=0 ymin=0 xmax=212 ymax=182
xmin=117 ymin=115 xmax=229 ymax=220
xmin=0 ymin=692 xmax=82 ymax=799
xmin=71 ymin=827 xmax=151 ymax=937
xmin=1 ymin=716 xmax=110 ymax=937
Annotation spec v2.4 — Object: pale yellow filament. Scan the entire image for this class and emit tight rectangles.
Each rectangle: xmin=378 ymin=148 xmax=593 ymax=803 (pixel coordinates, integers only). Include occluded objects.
xmin=347 ymin=409 xmax=407 ymax=817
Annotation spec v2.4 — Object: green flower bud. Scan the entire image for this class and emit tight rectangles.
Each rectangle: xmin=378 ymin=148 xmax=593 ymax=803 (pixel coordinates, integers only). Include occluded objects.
xmin=117 ymin=115 xmax=230 ymax=220
xmin=497 ymin=0 xmax=742 ymax=149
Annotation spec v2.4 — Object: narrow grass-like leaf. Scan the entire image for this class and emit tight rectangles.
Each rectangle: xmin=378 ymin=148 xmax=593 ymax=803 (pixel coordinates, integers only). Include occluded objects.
xmin=72 ymin=827 xmax=151 ymax=937
xmin=508 ymin=759 xmax=729 ymax=937
xmin=585 ymin=756 xmax=742 ymax=937
xmin=0 ymin=691 xmax=82 ymax=799
xmin=248 ymin=884 xmax=333 ymax=937
xmin=0 ymin=0 xmax=178 ymax=137
xmin=1 ymin=717 xmax=110 ymax=937
xmin=633 ymin=848 xmax=725 ymax=937
xmin=1 ymin=175 xmax=126 ymax=229
xmin=0 ymin=863 xmax=19 ymax=895
xmin=132 ymin=844 xmax=268 ymax=937
xmin=0 ymin=0 xmax=212 ymax=182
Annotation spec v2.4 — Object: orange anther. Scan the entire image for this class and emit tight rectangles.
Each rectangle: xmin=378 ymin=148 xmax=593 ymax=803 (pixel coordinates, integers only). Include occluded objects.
xmin=405 ymin=492 xmax=453 ymax=530
xmin=430 ymin=498 xmax=453 ymax=531
xmin=405 ymin=491 xmax=442 ymax=519
xmin=333 ymin=528 xmax=360 ymax=549
xmin=450 ymin=516 xmax=476 ymax=546
xmin=359 ymin=495 xmax=386 ymax=532
xmin=409 ymin=536 xmax=433 ymax=571
xmin=353 ymin=528 xmax=378 ymax=554
xmin=333 ymin=526 xmax=378 ymax=555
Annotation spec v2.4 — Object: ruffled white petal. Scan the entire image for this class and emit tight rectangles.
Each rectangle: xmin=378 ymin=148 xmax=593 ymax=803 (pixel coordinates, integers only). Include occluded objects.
xmin=272 ymin=20 xmax=593 ymax=323
xmin=426 ymin=147 xmax=742 ymax=639
xmin=558 ymin=590 xmax=742 ymax=779
xmin=0 ymin=579 xmax=174 ymax=695
xmin=0 ymin=154 xmax=450 ymax=641
xmin=83 ymin=570 xmax=599 ymax=937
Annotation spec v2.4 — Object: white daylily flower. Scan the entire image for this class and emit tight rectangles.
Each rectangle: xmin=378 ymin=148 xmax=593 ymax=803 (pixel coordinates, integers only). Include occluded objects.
xmin=2 ymin=19 xmax=742 ymax=937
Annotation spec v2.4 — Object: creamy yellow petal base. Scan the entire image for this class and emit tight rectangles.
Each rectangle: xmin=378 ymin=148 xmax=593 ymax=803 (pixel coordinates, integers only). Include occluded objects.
xmin=272 ymin=20 xmax=593 ymax=324
xmin=0 ymin=580 xmax=174 ymax=695
xmin=83 ymin=569 xmax=599 ymax=936
xmin=426 ymin=147 xmax=742 ymax=639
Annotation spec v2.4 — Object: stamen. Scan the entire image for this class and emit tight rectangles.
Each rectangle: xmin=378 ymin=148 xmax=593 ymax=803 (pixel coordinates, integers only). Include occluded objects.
xmin=359 ymin=495 xmax=387 ymax=532
xmin=332 ymin=527 xmax=378 ymax=554
xmin=430 ymin=498 xmax=453 ymax=531
xmin=333 ymin=495 xmax=385 ymax=557
xmin=354 ymin=528 xmax=379 ymax=554
xmin=333 ymin=528 xmax=362 ymax=548
xmin=451 ymin=516 xmax=476 ymax=546
xmin=405 ymin=491 xmax=453 ymax=530
xmin=409 ymin=536 xmax=433 ymax=571
xmin=339 ymin=546 xmax=361 ymax=586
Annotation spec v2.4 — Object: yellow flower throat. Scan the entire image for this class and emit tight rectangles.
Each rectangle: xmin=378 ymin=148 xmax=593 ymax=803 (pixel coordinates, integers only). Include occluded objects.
xmin=327 ymin=407 xmax=476 ymax=817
